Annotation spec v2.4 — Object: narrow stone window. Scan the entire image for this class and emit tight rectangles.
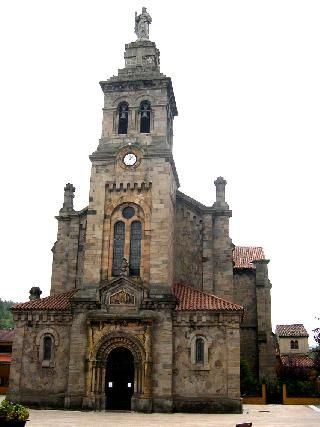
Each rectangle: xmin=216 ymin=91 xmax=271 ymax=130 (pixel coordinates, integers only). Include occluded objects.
xmin=112 ymin=221 xmax=125 ymax=276
xmin=43 ymin=336 xmax=53 ymax=361
xmin=139 ymin=101 xmax=151 ymax=133
xmin=195 ymin=337 xmax=204 ymax=363
xmin=129 ymin=221 xmax=141 ymax=276
xmin=294 ymin=340 xmax=299 ymax=349
xmin=118 ymin=102 xmax=129 ymax=134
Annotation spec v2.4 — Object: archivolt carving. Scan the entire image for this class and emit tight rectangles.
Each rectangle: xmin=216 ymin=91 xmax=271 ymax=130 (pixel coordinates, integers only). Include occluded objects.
xmin=95 ymin=332 xmax=145 ymax=363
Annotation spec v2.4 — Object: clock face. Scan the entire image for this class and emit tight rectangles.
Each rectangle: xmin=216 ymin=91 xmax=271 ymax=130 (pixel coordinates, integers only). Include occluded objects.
xmin=123 ymin=153 xmax=137 ymax=166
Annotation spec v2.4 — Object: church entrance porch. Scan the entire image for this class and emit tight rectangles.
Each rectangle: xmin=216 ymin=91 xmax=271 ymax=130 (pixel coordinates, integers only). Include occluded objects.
xmin=105 ymin=347 xmax=134 ymax=410
xmin=83 ymin=327 xmax=153 ymax=413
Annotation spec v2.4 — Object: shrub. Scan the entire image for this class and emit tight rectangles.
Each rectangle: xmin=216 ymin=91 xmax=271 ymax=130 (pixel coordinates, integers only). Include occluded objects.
xmin=240 ymin=359 xmax=260 ymax=395
xmin=286 ymin=380 xmax=319 ymax=397
xmin=0 ymin=399 xmax=29 ymax=421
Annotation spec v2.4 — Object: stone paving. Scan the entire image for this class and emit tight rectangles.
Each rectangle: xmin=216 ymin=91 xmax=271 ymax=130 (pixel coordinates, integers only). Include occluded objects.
xmin=18 ymin=405 xmax=320 ymax=427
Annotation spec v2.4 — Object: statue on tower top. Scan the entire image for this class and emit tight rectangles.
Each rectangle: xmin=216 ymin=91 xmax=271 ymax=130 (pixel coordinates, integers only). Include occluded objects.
xmin=135 ymin=7 xmax=152 ymax=40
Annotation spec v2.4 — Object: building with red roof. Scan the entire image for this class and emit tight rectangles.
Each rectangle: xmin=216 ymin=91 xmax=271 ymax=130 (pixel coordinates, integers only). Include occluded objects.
xmin=0 ymin=329 xmax=14 ymax=394
xmin=275 ymin=323 xmax=314 ymax=371
xmin=8 ymin=9 xmax=275 ymax=415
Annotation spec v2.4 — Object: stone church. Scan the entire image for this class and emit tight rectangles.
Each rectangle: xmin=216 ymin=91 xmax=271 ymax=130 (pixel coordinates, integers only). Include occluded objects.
xmin=8 ymin=9 xmax=275 ymax=413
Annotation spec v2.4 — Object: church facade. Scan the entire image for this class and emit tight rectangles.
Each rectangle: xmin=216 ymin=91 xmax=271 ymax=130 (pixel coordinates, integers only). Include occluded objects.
xmin=8 ymin=10 xmax=275 ymax=413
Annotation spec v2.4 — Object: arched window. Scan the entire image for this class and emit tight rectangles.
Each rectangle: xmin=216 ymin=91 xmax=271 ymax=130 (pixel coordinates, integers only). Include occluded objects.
xmin=118 ymin=102 xmax=129 ymax=134
xmin=195 ymin=337 xmax=205 ymax=364
xmin=43 ymin=336 xmax=53 ymax=361
xmin=129 ymin=221 xmax=141 ymax=276
xmin=112 ymin=221 xmax=125 ymax=276
xmin=290 ymin=340 xmax=299 ymax=349
xmin=139 ymin=101 xmax=151 ymax=133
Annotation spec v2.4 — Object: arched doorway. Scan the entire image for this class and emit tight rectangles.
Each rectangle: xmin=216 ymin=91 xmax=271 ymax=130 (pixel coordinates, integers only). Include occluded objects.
xmin=105 ymin=347 xmax=134 ymax=410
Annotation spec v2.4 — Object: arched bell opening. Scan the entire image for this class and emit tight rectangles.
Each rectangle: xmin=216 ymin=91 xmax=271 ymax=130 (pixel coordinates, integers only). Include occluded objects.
xmin=105 ymin=347 xmax=134 ymax=410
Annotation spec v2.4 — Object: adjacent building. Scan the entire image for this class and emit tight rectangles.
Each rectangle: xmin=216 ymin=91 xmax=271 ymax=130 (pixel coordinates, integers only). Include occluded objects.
xmin=275 ymin=324 xmax=314 ymax=371
xmin=0 ymin=329 xmax=14 ymax=395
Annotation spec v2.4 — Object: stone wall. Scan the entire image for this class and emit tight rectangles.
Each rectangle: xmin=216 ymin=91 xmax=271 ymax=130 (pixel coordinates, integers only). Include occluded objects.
xmin=172 ymin=311 xmax=242 ymax=413
xmin=233 ymin=269 xmax=259 ymax=377
xmin=152 ymin=310 xmax=174 ymax=412
xmin=233 ymin=268 xmax=276 ymax=381
xmin=51 ymin=210 xmax=87 ymax=295
xmin=8 ymin=313 xmax=72 ymax=407
xmin=173 ymin=199 xmax=203 ymax=289
xmin=65 ymin=312 xmax=87 ymax=408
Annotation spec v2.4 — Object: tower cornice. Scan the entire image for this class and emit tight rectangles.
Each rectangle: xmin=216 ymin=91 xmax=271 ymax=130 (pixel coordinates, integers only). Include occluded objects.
xmin=100 ymin=76 xmax=177 ymax=117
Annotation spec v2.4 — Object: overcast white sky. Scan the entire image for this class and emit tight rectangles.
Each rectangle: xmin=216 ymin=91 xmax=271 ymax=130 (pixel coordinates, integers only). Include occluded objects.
xmin=0 ymin=1 xmax=319 ymax=344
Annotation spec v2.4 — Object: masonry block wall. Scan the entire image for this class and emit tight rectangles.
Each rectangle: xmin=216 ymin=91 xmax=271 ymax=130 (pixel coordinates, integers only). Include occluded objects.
xmin=9 ymin=313 xmax=72 ymax=407
xmin=233 ymin=270 xmax=259 ymax=376
xmin=174 ymin=198 xmax=203 ymax=289
xmin=172 ymin=311 xmax=242 ymax=413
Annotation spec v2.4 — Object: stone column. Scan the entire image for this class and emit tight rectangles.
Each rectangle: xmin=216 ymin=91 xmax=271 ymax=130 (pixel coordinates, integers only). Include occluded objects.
xmin=202 ymin=212 xmax=214 ymax=293
xmin=82 ymin=165 xmax=106 ymax=287
xmin=144 ymin=323 xmax=153 ymax=398
xmin=152 ymin=310 xmax=174 ymax=412
xmin=212 ymin=177 xmax=234 ymax=301
xmin=65 ymin=312 xmax=87 ymax=409
xmin=226 ymin=320 xmax=242 ymax=413
xmin=253 ymin=259 xmax=276 ymax=380
xmin=51 ymin=183 xmax=80 ymax=295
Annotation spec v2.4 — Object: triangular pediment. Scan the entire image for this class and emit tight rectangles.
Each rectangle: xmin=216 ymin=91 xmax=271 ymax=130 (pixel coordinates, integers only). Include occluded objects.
xmin=99 ymin=277 xmax=148 ymax=311
xmin=100 ymin=276 xmax=147 ymax=294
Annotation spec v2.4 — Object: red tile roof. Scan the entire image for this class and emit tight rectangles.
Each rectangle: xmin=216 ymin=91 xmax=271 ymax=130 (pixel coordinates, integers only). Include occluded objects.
xmin=173 ymin=283 xmax=243 ymax=312
xmin=0 ymin=354 xmax=12 ymax=363
xmin=0 ymin=329 xmax=15 ymax=342
xmin=12 ymin=285 xmax=243 ymax=314
xmin=233 ymin=246 xmax=265 ymax=268
xmin=280 ymin=354 xmax=314 ymax=368
xmin=275 ymin=324 xmax=309 ymax=337
xmin=12 ymin=290 xmax=78 ymax=311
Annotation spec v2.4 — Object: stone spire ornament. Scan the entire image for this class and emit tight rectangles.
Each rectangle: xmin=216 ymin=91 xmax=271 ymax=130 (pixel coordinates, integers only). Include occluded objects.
xmin=29 ymin=286 xmax=42 ymax=300
xmin=135 ymin=7 xmax=152 ymax=40
xmin=60 ymin=183 xmax=75 ymax=213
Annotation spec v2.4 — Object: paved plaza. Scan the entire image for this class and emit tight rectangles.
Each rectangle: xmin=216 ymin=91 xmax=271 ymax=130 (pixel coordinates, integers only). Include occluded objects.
xmin=19 ymin=404 xmax=320 ymax=427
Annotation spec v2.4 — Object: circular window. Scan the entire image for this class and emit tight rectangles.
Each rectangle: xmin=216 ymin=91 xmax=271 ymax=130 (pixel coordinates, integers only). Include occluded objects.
xmin=122 ymin=206 xmax=135 ymax=219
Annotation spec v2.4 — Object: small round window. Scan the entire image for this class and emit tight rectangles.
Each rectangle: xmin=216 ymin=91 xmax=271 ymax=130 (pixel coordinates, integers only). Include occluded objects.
xmin=122 ymin=206 xmax=135 ymax=219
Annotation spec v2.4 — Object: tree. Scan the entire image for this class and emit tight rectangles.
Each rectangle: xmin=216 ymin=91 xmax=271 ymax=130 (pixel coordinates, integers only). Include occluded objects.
xmin=0 ymin=299 xmax=15 ymax=329
xmin=312 ymin=316 xmax=320 ymax=370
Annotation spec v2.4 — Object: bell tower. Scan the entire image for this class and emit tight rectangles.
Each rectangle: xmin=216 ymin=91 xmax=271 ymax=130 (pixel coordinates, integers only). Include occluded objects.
xmin=81 ymin=8 xmax=179 ymax=298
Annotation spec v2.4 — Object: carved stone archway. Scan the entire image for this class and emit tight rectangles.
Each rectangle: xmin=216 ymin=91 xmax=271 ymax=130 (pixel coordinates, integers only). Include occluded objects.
xmin=85 ymin=330 xmax=152 ymax=412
